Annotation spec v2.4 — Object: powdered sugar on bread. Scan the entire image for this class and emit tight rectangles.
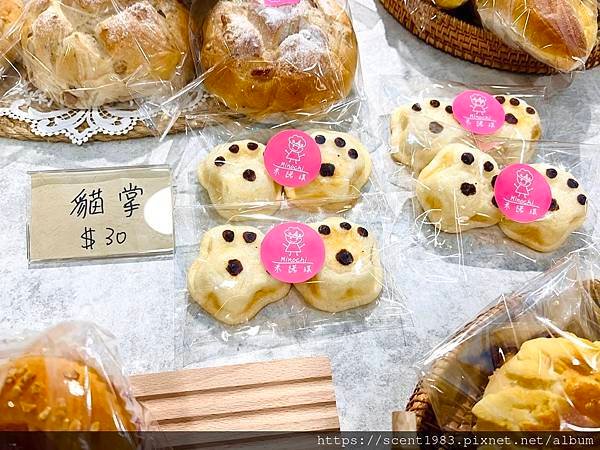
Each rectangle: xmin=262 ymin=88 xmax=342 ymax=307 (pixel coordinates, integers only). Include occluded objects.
xmin=279 ymin=26 xmax=327 ymax=70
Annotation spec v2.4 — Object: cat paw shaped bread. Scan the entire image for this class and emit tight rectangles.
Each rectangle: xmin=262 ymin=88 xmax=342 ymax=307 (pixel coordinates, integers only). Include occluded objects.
xmin=198 ymin=140 xmax=283 ymax=220
xmin=390 ymin=95 xmax=541 ymax=172
xmin=20 ymin=0 xmax=194 ymax=108
xmin=200 ymin=0 xmax=358 ymax=113
xmin=187 ymin=225 xmax=291 ymax=325
xmin=416 ymin=143 xmax=501 ymax=233
xmin=475 ymin=0 xmax=598 ymax=72
xmin=284 ymin=130 xmax=372 ymax=211
xmin=499 ymin=164 xmax=588 ymax=252
xmin=473 ymin=335 xmax=600 ymax=431
xmin=294 ymin=217 xmax=383 ymax=312
xmin=391 ymin=99 xmax=466 ymax=173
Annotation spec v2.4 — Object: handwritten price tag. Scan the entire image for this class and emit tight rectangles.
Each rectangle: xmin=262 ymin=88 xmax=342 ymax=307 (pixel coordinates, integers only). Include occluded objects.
xmin=28 ymin=166 xmax=173 ymax=263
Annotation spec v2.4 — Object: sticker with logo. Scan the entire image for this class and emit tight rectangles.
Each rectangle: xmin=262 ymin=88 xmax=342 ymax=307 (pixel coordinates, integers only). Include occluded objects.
xmin=260 ymin=222 xmax=325 ymax=283
xmin=453 ymin=90 xmax=505 ymax=135
xmin=264 ymin=130 xmax=322 ymax=187
xmin=264 ymin=0 xmax=300 ymax=6
xmin=494 ymin=163 xmax=552 ymax=223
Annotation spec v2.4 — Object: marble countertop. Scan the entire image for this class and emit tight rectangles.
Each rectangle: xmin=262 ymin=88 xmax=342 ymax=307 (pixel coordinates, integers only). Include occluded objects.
xmin=1 ymin=0 xmax=599 ymax=430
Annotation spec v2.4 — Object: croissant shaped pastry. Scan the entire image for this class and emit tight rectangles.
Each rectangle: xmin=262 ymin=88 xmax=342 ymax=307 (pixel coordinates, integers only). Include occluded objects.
xmin=475 ymin=0 xmax=598 ymax=71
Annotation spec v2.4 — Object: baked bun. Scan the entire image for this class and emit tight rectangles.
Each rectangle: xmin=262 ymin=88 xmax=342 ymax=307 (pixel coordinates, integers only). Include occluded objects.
xmin=187 ymin=225 xmax=291 ymax=325
xmin=284 ymin=130 xmax=372 ymax=212
xmin=200 ymin=0 xmax=358 ymax=114
xmin=295 ymin=217 xmax=383 ymax=312
xmin=416 ymin=144 xmax=501 ymax=233
xmin=20 ymin=0 xmax=194 ymax=108
xmin=0 ymin=0 xmax=22 ymax=63
xmin=498 ymin=163 xmax=588 ymax=252
xmin=0 ymin=355 xmax=136 ymax=431
xmin=475 ymin=0 xmax=598 ymax=72
xmin=473 ymin=335 xmax=600 ymax=431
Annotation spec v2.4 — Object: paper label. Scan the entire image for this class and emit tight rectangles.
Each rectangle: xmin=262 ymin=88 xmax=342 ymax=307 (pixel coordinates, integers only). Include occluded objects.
xmin=494 ymin=164 xmax=552 ymax=223
xmin=264 ymin=130 xmax=321 ymax=187
xmin=453 ymin=90 xmax=505 ymax=135
xmin=28 ymin=166 xmax=173 ymax=263
xmin=260 ymin=222 xmax=325 ymax=283
xmin=264 ymin=0 xmax=300 ymax=6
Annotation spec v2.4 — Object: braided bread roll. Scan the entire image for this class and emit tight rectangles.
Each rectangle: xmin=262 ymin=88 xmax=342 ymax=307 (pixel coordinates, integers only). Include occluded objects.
xmin=200 ymin=0 xmax=358 ymax=114
xmin=20 ymin=0 xmax=194 ymax=108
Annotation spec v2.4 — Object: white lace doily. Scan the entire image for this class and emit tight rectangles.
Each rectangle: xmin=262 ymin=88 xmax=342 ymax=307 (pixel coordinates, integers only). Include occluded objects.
xmin=0 ymin=82 xmax=210 ymax=145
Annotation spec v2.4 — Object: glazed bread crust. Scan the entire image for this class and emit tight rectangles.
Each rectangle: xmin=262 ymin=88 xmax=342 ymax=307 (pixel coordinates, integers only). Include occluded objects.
xmin=0 ymin=355 xmax=135 ymax=431
xmin=476 ymin=0 xmax=598 ymax=72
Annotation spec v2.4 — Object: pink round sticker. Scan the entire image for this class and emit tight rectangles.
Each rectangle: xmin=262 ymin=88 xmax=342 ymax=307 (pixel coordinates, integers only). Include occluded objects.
xmin=452 ymin=90 xmax=505 ymax=135
xmin=494 ymin=164 xmax=552 ymax=223
xmin=260 ymin=222 xmax=325 ymax=284
xmin=264 ymin=130 xmax=321 ymax=188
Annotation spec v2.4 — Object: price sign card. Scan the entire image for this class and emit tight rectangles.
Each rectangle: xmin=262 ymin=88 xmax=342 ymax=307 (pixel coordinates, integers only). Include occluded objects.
xmin=28 ymin=166 xmax=173 ymax=263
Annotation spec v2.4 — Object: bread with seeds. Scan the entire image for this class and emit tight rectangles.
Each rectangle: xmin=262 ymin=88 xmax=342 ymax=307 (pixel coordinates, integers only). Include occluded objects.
xmin=0 ymin=356 xmax=135 ymax=431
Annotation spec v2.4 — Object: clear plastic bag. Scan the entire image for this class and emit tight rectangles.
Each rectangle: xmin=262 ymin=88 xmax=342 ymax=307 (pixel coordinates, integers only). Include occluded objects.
xmin=0 ymin=0 xmax=196 ymax=109
xmin=380 ymin=80 xmax=549 ymax=175
xmin=393 ymin=139 xmax=599 ymax=278
xmin=474 ymin=0 xmax=598 ymax=72
xmin=0 ymin=321 xmax=154 ymax=432
xmin=380 ymin=80 xmax=599 ymax=279
xmin=416 ymin=251 xmax=600 ymax=432
xmin=137 ymin=0 xmax=368 ymax=138
xmin=195 ymin=0 xmax=358 ymax=114
xmin=174 ymin=192 xmax=409 ymax=364
xmin=405 ymin=0 xmax=598 ymax=72
xmin=172 ymin=117 xmax=383 ymax=214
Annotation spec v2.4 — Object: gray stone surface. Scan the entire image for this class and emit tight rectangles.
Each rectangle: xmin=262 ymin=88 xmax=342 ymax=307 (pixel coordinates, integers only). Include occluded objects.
xmin=0 ymin=0 xmax=599 ymax=431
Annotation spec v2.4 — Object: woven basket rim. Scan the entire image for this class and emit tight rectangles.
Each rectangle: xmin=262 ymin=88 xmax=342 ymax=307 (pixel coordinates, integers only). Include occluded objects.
xmin=380 ymin=0 xmax=600 ymax=75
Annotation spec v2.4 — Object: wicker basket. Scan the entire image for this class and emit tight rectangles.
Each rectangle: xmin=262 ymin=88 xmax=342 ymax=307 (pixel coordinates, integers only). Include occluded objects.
xmin=404 ymin=299 xmax=511 ymax=433
xmin=404 ymin=279 xmax=600 ymax=434
xmin=379 ymin=0 xmax=600 ymax=75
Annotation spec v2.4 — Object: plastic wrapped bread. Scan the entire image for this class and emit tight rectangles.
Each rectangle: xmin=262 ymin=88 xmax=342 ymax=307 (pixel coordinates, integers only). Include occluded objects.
xmin=0 ymin=322 xmax=151 ymax=433
xmin=475 ymin=0 xmax=598 ymax=72
xmin=15 ymin=0 xmax=195 ymax=108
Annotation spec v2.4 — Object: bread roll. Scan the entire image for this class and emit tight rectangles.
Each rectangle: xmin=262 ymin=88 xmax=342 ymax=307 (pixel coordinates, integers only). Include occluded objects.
xmin=20 ymin=0 xmax=194 ymax=108
xmin=475 ymin=0 xmax=598 ymax=72
xmin=0 ymin=355 xmax=136 ymax=431
xmin=473 ymin=335 xmax=600 ymax=431
xmin=0 ymin=0 xmax=22 ymax=63
xmin=200 ymin=0 xmax=358 ymax=114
